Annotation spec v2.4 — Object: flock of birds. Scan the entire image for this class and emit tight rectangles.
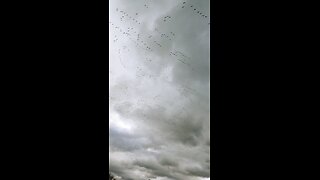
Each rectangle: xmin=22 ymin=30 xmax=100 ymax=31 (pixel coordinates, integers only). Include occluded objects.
xmin=110 ymin=0 xmax=209 ymax=115
xmin=110 ymin=1 xmax=209 ymax=70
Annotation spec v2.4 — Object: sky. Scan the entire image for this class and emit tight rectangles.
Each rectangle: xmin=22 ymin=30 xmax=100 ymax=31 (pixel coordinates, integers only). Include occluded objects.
xmin=109 ymin=0 xmax=210 ymax=179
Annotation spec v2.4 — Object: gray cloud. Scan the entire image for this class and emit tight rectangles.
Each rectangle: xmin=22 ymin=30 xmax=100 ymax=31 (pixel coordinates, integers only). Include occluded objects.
xmin=110 ymin=0 xmax=210 ymax=179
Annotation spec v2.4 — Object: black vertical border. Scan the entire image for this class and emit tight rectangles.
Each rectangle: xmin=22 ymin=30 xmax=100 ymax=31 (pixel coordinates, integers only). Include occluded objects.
xmin=95 ymin=0 xmax=109 ymax=179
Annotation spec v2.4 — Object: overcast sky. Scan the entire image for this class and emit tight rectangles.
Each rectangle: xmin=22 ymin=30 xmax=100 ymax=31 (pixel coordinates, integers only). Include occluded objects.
xmin=109 ymin=0 xmax=210 ymax=179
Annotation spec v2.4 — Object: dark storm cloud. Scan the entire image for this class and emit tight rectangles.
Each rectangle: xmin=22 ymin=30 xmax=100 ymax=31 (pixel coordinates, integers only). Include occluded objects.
xmin=159 ymin=157 xmax=179 ymax=167
xmin=109 ymin=0 xmax=210 ymax=179
xmin=109 ymin=128 xmax=151 ymax=152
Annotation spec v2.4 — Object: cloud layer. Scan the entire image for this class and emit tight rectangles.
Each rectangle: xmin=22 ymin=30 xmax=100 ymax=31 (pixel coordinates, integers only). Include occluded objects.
xmin=109 ymin=0 xmax=210 ymax=179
